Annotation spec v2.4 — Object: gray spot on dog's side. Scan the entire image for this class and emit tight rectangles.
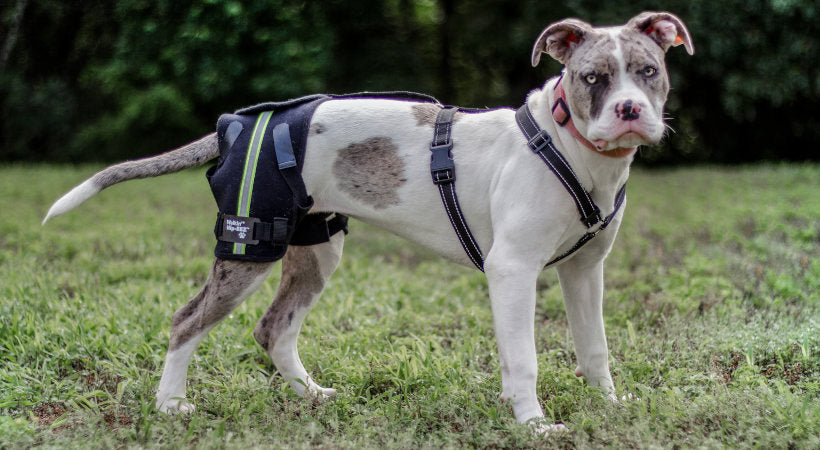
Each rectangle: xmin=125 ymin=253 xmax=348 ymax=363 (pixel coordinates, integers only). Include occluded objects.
xmin=309 ymin=123 xmax=327 ymax=135
xmin=332 ymin=137 xmax=407 ymax=209
xmin=94 ymin=133 xmax=218 ymax=189
xmin=169 ymin=258 xmax=273 ymax=351
xmin=253 ymin=246 xmax=325 ymax=351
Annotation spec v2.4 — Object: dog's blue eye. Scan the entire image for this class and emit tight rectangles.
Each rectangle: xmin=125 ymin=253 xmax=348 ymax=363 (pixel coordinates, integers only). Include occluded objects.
xmin=584 ymin=74 xmax=598 ymax=85
xmin=643 ymin=66 xmax=657 ymax=77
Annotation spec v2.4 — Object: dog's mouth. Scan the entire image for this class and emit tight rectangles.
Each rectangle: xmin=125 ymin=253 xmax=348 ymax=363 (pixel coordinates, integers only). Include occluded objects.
xmin=591 ymin=131 xmax=647 ymax=156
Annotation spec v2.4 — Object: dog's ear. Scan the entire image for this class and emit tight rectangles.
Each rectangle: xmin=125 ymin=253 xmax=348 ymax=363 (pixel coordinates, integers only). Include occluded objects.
xmin=628 ymin=11 xmax=694 ymax=55
xmin=531 ymin=18 xmax=595 ymax=66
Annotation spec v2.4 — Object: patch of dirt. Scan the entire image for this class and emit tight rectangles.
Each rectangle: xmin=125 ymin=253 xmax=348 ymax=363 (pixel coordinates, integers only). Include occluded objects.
xmin=712 ymin=352 xmax=742 ymax=383
xmin=761 ymin=362 xmax=804 ymax=385
xmin=32 ymin=402 xmax=67 ymax=427
xmin=102 ymin=410 xmax=133 ymax=430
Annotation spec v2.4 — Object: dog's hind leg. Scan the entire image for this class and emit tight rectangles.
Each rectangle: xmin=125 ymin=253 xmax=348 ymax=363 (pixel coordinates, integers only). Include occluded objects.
xmin=253 ymin=232 xmax=344 ymax=399
xmin=156 ymin=258 xmax=274 ymax=413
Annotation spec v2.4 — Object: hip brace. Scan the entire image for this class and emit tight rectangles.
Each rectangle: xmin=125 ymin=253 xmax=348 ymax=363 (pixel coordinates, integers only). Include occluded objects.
xmin=206 ymin=95 xmax=347 ymax=262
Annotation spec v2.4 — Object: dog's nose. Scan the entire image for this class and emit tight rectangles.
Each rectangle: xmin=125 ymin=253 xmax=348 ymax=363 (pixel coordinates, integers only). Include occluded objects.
xmin=617 ymin=100 xmax=641 ymax=121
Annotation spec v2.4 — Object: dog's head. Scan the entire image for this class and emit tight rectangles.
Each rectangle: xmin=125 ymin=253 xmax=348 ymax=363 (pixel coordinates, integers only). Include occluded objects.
xmin=531 ymin=11 xmax=694 ymax=152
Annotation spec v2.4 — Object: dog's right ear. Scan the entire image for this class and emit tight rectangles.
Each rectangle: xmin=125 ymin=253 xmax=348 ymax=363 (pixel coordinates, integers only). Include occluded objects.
xmin=531 ymin=18 xmax=594 ymax=67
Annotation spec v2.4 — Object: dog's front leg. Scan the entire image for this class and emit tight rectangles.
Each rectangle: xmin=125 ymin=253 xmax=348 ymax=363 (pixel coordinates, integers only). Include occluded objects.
xmin=484 ymin=251 xmax=544 ymax=424
xmin=556 ymin=259 xmax=615 ymax=399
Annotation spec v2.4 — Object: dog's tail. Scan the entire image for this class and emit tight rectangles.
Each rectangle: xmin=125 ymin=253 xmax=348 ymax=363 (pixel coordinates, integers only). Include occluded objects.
xmin=42 ymin=133 xmax=219 ymax=224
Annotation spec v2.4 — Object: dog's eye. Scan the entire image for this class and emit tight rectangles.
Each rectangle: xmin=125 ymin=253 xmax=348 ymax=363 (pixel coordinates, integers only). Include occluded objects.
xmin=643 ymin=66 xmax=657 ymax=78
xmin=584 ymin=74 xmax=598 ymax=85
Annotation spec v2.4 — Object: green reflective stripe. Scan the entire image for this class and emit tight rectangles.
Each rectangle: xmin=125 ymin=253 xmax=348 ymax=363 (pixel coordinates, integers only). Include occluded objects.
xmin=233 ymin=111 xmax=274 ymax=255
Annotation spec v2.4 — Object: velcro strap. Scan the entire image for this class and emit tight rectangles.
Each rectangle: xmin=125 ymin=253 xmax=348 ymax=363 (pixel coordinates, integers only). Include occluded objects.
xmin=216 ymin=213 xmax=289 ymax=246
xmin=273 ymin=123 xmax=297 ymax=169
xmin=217 ymin=214 xmax=261 ymax=245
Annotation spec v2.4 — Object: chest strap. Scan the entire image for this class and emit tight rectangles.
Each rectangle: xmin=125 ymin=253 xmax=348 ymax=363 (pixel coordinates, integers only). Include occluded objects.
xmin=430 ymin=107 xmax=485 ymax=271
xmin=515 ymin=103 xmax=627 ymax=267
xmin=516 ymin=104 xmax=602 ymax=227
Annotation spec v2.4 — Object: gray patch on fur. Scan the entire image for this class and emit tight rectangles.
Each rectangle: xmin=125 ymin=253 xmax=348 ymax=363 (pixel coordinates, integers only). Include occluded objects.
xmin=332 ymin=137 xmax=407 ymax=209
xmin=309 ymin=123 xmax=327 ymax=135
xmin=94 ymin=133 xmax=219 ymax=190
xmin=169 ymin=258 xmax=273 ymax=350
xmin=566 ymin=34 xmax=619 ymax=121
xmin=619 ymin=30 xmax=670 ymax=102
xmin=253 ymin=246 xmax=325 ymax=351
xmin=412 ymin=104 xmax=442 ymax=127
xmin=411 ymin=103 xmax=464 ymax=128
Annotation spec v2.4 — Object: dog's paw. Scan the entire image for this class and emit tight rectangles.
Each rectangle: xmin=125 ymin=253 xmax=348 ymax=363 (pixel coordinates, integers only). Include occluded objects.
xmin=307 ymin=385 xmax=337 ymax=401
xmin=607 ymin=392 xmax=641 ymax=404
xmin=156 ymin=396 xmax=196 ymax=414
xmin=621 ymin=392 xmax=641 ymax=402
xmin=291 ymin=377 xmax=337 ymax=401
xmin=527 ymin=418 xmax=569 ymax=436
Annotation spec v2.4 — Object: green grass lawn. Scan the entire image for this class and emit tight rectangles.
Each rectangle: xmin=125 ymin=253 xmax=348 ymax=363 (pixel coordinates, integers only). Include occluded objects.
xmin=1 ymin=163 xmax=818 ymax=448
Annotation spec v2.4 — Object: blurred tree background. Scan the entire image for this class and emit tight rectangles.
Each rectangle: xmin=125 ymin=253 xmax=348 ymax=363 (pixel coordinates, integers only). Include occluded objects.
xmin=1 ymin=0 xmax=817 ymax=164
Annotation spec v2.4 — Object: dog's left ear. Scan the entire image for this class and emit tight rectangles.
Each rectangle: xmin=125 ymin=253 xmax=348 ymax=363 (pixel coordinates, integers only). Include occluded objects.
xmin=628 ymin=11 xmax=694 ymax=55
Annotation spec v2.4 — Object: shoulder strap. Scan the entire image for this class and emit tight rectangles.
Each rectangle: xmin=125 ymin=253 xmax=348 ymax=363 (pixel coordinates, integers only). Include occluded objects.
xmin=515 ymin=103 xmax=629 ymax=267
xmin=430 ymin=107 xmax=485 ymax=271
xmin=515 ymin=104 xmax=601 ymax=227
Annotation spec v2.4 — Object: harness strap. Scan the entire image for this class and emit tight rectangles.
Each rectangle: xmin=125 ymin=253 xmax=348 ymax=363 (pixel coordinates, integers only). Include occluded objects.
xmin=515 ymin=102 xmax=627 ymax=267
xmin=543 ymin=183 xmax=626 ymax=267
xmin=430 ymin=107 xmax=485 ymax=271
xmin=271 ymin=122 xmax=312 ymax=207
xmin=516 ymin=104 xmax=602 ymax=227
xmin=216 ymin=213 xmax=289 ymax=247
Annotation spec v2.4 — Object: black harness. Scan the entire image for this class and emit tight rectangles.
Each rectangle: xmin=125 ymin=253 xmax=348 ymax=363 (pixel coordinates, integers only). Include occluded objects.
xmin=429 ymin=104 xmax=627 ymax=271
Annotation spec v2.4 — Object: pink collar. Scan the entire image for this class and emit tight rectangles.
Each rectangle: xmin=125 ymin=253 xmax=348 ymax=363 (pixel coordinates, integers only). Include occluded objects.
xmin=551 ymin=77 xmax=637 ymax=159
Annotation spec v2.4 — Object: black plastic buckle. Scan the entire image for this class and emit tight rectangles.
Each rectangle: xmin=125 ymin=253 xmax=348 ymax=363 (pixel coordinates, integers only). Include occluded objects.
xmin=527 ymin=130 xmax=553 ymax=153
xmin=581 ymin=208 xmax=602 ymax=228
xmin=430 ymin=142 xmax=455 ymax=184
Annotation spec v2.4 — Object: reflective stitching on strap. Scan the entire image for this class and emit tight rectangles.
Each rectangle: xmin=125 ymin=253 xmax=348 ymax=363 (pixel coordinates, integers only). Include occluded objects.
xmin=517 ymin=104 xmax=600 ymax=225
xmin=430 ymin=107 xmax=485 ymax=271
xmin=522 ymin=105 xmax=598 ymax=219
xmin=234 ymin=111 xmax=274 ymax=255
xmin=446 ymin=183 xmax=483 ymax=268
xmin=516 ymin=102 xmax=626 ymax=266
xmin=438 ymin=185 xmax=483 ymax=270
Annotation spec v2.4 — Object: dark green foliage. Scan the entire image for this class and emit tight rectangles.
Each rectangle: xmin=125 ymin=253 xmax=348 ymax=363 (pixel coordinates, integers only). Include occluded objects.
xmin=1 ymin=0 xmax=818 ymax=163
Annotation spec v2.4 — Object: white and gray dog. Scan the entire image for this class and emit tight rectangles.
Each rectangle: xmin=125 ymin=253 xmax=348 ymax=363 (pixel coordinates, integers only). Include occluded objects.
xmin=44 ymin=12 xmax=693 ymax=432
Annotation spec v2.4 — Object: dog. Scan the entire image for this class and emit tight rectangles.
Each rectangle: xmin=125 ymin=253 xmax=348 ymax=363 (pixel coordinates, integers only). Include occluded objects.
xmin=43 ymin=11 xmax=693 ymax=433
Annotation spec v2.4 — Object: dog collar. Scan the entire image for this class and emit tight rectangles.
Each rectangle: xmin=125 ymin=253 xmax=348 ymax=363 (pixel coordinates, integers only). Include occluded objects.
xmin=551 ymin=77 xmax=637 ymax=159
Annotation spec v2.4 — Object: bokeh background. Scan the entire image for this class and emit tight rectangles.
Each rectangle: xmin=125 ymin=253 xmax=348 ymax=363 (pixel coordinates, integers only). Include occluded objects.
xmin=1 ymin=0 xmax=817 ymax=165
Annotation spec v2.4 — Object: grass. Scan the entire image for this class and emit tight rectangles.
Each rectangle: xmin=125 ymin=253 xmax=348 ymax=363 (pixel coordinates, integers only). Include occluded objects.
xmin=0 ymin=163 xmax=818 ymax=448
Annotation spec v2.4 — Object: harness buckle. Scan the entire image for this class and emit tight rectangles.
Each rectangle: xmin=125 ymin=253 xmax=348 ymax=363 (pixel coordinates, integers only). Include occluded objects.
xmin=527 ymin=130 xmax=553 ymax=153
xmin=581 ymin=208 xmax=602 ymax=228
xmin=430 ymin=142 xmax=455 ymax=184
